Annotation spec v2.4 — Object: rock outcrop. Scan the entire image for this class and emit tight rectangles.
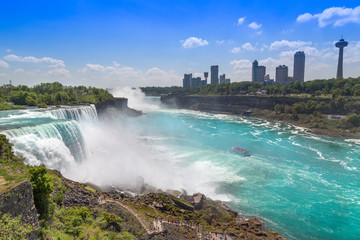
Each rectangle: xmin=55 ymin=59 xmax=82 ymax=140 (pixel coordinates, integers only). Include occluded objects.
xmin=161 ymin=94 xmax=337 ymax=114
xmin=95 ymin=98 xmax=142 ymax=117
xmin=0 ymin=180 xmax=39 ymax=240
xmin=193 ymin=193 xmax=206 ymax=210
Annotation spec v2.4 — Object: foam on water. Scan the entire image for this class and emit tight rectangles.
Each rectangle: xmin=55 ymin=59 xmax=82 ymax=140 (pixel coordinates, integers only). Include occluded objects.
xmin=1 ymin=90 xmax=360 ymax=240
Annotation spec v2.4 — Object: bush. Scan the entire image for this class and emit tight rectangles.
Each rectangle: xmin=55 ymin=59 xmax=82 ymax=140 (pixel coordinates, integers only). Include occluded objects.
xmin=0 ymin=214 xmax=35 ymax=239
xmin=29 ymin=165 xmax=54 ymax=220
xmin=99 ymin=212 xmax=123 ymax=232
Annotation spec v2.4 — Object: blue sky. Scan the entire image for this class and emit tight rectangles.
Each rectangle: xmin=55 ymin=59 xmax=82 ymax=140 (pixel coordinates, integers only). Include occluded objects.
xmin=0 ymin=0 xmax=360 ymax=87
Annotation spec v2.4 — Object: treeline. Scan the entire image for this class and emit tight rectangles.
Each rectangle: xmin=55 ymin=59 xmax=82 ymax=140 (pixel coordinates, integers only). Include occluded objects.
xmin=272 ymin=99 xmax=360 ymax=131
xmin=0 ymin=82 xmax=114 ymax=108
xmin=141 ymin=76 xmax=360 ymax=97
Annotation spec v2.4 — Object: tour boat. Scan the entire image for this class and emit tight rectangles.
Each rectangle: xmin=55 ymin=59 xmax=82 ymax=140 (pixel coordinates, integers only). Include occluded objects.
xmin=230 ymin=147 xmax=251 ymax=157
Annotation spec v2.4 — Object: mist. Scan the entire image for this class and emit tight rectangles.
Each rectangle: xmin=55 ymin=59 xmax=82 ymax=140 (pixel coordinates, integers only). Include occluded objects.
xmin=60 ymin=87 xmax=235 ymax=200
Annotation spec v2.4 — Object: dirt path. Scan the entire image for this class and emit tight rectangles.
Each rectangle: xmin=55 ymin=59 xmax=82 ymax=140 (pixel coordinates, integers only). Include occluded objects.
xmin=99 ymin=197 xmax=234 ymax=240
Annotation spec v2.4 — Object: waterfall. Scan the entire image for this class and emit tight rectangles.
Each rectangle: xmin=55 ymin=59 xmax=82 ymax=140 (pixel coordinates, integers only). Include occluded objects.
xmin=50 ymin=104 xmax=98 ymax=121
xmin=1 ymin=105 xmax=97 ymax=172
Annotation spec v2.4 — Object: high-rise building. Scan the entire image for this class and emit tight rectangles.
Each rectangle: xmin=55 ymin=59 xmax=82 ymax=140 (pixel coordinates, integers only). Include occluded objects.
xmin=335 ymin=38 xmax=348 ymax=79
xmin=252 ymin=60 xmax=266 ymax=82
xmin=276 ymin=65 xmax=288 ymax=82
xmin=219 ymin=74 xmax=231 ymax=83
xmin=183 ymin=73 xmax=192 ymax=88
xmin=191 ymin=77 xmax=202 ymax=87
xmin=211 ymin=65 xmax=219 ymax=84
xmin=293 ymin=51 xmax=305 ymax=82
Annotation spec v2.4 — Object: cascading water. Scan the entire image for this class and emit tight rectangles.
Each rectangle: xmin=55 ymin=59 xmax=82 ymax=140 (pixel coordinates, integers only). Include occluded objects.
xmin=0 ymin=105 xmax=97 ymax=173
xmin=1 ymin=91 xmax=360 ymax=240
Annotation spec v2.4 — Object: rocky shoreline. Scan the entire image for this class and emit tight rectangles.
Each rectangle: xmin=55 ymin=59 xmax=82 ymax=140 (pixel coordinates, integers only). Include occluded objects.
xmin=0 ymin=99 xmax=285 ymax=239
xmin=160 ymin=94 xmax=360 ymax=138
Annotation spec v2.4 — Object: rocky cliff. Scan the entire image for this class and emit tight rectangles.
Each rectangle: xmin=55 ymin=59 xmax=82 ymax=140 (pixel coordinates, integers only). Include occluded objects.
xmin=95 ymin=98 xmax=142 ymax=117
xmin=161 ymin=94 xmax=332 ymax=113
xmin=0 ymin=180 xmax=39 ymax=239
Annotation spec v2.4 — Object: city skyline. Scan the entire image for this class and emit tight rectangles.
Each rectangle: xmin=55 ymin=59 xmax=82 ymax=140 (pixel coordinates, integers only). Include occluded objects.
xmin=0 ymin=1 xmax=360 ymax=88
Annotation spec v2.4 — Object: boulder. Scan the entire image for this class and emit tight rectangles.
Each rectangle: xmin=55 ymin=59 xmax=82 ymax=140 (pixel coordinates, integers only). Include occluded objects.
xmin=192 ymin=193 xmax=206 ymax=210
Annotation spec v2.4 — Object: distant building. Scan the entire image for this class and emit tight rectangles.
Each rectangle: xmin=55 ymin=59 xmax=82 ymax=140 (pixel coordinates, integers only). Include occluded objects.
xmin=293 ymin=51 xmax=305 ymax=82
xmin=183 ymin=74 xmax=192 ymax=88
xmin=220 ymin=74 xmax=230 ymax=83
xmin=191 ymin=77 xmax=202 ymax=87
xmin=276 ymin=65 xmax=288 ymax=82
xmin=204 ymin=72 xmax=209 ymax=83
xmin=211 ymin=65 xmax=219 ymax=84
xmin=252 ymin=60 xmax=266 ymax=82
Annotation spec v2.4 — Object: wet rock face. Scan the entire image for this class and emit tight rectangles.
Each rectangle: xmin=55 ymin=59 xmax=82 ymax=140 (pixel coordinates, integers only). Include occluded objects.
xmin=0 ymin=180 xmax=40 ymax=240
xmin=193 ymin=193 xmax=206 ymax=210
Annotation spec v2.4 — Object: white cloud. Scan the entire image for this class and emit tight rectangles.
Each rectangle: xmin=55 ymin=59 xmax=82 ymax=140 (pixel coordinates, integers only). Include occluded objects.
xmin=216 ymin=40 xmax=225 ymax=45
xmin=4 ymin=54 xmax=65 ymax=68
xmin=230 ymin=59 xmax=252 ymax=81
xmin=230 ymin=59 xmax=252 ymax=70
xmin=296 ymin=13 xmax=314 ymax=23
xmin=0 ymin=60 xmax=9 ymax=68
xmin=80 ymin=62 xmax=181 ymax=87
xmin=256 ymin=30 xmax=263 ymax=35
xmin=13 ymin=68 xmax=25 ymax=74
xmin=269 ymin=40 xmax=312 ymax=50
xmin=231 ymin=47 xmax=241 ymax=53
xmin=237 ymin=17 xmax=246 ymax=25
xmin=248 ymin=22 xmax=262 ymax=29
xmin=242 ymin=42 xmax=256 ymax=51
xmin=344 ymin=41 xmax=360 ymax=64
xmin=46 ymin=68 xmax=71 ymax=78
xmin=80 ymin=63 xmax=108 ymax=72
xmin=296 ymin=6 xmax=360 ymax=27
xmin=182 ymin=37 xmax=208 ymax=48
xmin=279 ymin=46 xmax=322 ymax=59
xmin=6 ymin=49 xmax=11 ymax=53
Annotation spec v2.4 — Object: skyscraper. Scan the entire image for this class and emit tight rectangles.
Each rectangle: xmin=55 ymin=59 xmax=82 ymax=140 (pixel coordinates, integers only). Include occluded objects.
xmin=219 ymin=74 xmax=230 ymax=83
xmin=210 ymin=65 xmax=219 ymax=84
xmin=183 ymin=74 xmax=192 ymax=88
xmin=276 ymin=65 xmax=288 ymax=82
xmin=293 ymin=51 xmax=305 ymax=82
xmin=335 ymin=38 xmax=348 ymax=79
xmin=252 ymin=60 xmax=266 ymax=82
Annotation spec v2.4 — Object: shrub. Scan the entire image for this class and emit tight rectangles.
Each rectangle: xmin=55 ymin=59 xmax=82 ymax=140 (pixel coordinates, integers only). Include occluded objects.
xmin=29 ymin=165 xmax=54 ymax=220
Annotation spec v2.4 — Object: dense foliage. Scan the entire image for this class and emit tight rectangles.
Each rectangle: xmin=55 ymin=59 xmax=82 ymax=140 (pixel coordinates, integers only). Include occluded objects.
xmin=141 ymin=76 xmax=360 ymax=97
xmin=0 ymin=214 xmax=35 ymax=239
xmin=0 ymin=82 xmax=114 ymax=108
xmin=49 ymin=206 xmax=135 ymax=239
xmin=29 ymin=165 xmax=54 ymax=220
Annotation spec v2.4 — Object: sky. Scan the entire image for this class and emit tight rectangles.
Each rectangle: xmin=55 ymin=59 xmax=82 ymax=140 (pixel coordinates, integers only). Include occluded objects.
xmin=0 ymin=0 xmax=360 ymax=88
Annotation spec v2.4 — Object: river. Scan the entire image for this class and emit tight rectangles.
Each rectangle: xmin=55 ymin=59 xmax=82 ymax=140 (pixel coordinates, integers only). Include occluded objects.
xmin=1 ymin=88 xmax=359 ymax=239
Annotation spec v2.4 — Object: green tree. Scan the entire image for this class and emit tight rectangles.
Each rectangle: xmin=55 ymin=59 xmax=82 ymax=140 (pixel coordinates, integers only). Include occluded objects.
xmin=10 ymin=91 xmax=28 ymax=105
xmin=25 ymin=92 xmax=38 ymax=106
xmin=29 ymin=165 xmax=54 ymax=220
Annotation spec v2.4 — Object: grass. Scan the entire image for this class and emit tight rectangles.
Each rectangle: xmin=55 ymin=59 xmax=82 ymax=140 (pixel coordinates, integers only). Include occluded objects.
xmin=0 ymin=102 xmax=25 ymax=111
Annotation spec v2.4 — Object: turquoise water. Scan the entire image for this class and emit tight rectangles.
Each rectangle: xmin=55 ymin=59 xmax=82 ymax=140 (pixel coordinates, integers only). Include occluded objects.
xmin=1 ymin=97 xmax=360 ymax=239
xmin=131 ymin=108 xmax=360 ymax=240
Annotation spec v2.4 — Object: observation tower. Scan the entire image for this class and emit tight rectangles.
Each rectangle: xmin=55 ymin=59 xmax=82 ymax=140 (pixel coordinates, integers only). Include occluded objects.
xmin=335 ymin=38 xmax=348 ymax=79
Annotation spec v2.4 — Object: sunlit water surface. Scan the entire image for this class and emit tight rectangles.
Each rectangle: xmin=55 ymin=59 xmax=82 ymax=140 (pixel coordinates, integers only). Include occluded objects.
xmin=1 ymin=92 xmax=359 ymax=240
